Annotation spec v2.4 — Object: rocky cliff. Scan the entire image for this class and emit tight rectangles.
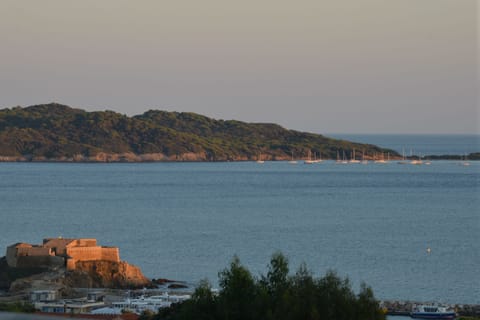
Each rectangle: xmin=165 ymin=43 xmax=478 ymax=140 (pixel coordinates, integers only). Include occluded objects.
xmin=65 ymin=260 xmax=150 ymax=289
xmin=0 ymin=256 xmax=150 ymax=293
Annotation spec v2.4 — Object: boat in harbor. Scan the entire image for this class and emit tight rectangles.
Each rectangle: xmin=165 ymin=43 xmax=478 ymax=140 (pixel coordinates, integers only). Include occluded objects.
xmin=349 ymin=149 xmax=360 ymax=163
xmin=288 ymin=151 xmax=298 ymax=164
xmin=304 ymin=150 xmax=315 ymax=164
xmin=410 ymin=158 xmax=423 ymax=165
xmin=374 ymin=152 xmax=387 ymax=164
xmin=341 ymin=150 xmax=348 ymax=164
xmin=335 ymin=150 xmax=342 ymax=164
xmin=105 ymin=292 xmax=191 ymax=315
xmin=256 ymin=153 xmax=264 ymax=164
xmin=361 ymin=149 xmax=368 ymax=164
xmin=410 ymin=304 xmax=456 ymax=319
xmin=409 ymin=149 xmax=423 ymax=165
xmin=460 ymin=154 xmax=470 ymax=166
xmin=398 ymin=148 xmax=408 ymax=164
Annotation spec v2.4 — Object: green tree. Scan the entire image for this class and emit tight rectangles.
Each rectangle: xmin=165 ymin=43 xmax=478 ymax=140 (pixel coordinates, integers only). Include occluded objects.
xmin=217 ymin=256 xmax=256 ymax=320
xmin=356 ymin=282 xmax=384 ymax=320
xmin=290 ymin=263 xmax=320 ymax=320
xmin=259 ymin=252 xmax=291 ymax=320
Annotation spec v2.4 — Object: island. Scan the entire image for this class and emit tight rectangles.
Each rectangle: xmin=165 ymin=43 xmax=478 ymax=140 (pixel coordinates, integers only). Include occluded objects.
xmin=0 ymin=103 xmax=399 ymax=162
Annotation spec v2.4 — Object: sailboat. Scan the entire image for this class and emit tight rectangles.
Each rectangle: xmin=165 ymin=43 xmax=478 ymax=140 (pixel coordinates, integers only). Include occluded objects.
xmin=349 ymin=149 xmax=360 ymax=163
xmin=314 ymin=151 xmax=323 ymax=163
xmin=409 ymin=149 xmax=423 ymax=165
xmin=288 ymin=151 xmax=298 ymax=164
xmin=341 ymin=150 xmax=348 ymax=164
xmin=256 ymin=153 xmax=264 ymax=164
xmin=410 ymin=154 xmax=423 ymax=165
xmin=410 ymin=158 xmax=423 ymax=165
xmin=460 ymin=153 xmax=470 ymax=166
xmin=374 ymin=152 xmax=387 ymax=164
xmin=304 ymin=150 xmax=315 ymax=164
xmin=335 ymin=150 xmax=342 ymax=164
xmin=397 ymin=148 xmax=408 ymax=164
xmin=361 ymin=149 xmax=368 ymax=164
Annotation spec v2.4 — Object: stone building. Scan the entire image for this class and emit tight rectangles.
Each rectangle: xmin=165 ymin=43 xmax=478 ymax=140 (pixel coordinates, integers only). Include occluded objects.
xmin=6 ymin=238 xmax=120 ymax=270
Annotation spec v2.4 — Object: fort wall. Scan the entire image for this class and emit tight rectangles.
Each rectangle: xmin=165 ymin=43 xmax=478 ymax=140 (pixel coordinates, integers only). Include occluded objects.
xmin=16 ymin=247 xmax=52 ymax=257
xmin=6 ymin=243 xmax=52 ymax=267
xmin=71 ymin=239 xmax=97 ymax=247
xmin=15 ymin=255 xmax=65 ymax=269
xmin=6 ymin=244 xmax=19 ymax=267
xmin=6 ymin=239 xmax=121 ymax=270
xmin=66 ymin=247 xmax=120 ymax=270
xmin=42 ymin=239 xmax=74 ymax=255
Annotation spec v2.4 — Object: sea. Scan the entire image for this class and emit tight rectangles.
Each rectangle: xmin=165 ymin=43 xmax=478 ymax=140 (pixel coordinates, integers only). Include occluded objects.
xmin=0 ymin=134 xmax=479 ymax=305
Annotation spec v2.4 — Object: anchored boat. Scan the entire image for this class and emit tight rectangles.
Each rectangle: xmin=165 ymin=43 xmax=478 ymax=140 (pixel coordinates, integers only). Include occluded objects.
xmin=410 ymin=304 xmax=456 ymax=319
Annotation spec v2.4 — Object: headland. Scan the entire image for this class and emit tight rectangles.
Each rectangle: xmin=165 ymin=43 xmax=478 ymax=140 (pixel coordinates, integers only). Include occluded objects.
xmin=0 ymin=103 xmax=399 ymax=162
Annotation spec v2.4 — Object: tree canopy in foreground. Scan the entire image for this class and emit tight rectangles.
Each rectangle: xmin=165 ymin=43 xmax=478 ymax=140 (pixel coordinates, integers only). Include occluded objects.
xmin=140 ymin=252 xmax=385 ymax=320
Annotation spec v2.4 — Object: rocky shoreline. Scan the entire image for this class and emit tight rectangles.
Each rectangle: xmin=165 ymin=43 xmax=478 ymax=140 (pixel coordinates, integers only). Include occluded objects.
xmin=0 ymin=153 xmax=477 ymax=163
xmin=0 ymin=152 xmax=402 ymax=162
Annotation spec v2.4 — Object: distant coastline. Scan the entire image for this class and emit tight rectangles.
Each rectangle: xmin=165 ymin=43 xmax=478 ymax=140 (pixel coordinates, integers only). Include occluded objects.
xmin=1 ymin=104 xmax=478 ymax=163
xmin=0 ymin=103 xmax=399 ymax=161
xmin=0 ymin=153 xmax=478 ymax=163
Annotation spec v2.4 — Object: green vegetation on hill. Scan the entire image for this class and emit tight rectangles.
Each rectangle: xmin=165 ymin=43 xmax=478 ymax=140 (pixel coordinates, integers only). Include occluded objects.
xmin=0 ymin=103 xmax=397 ymax=161
xmin=140 ymin=253 xmax=385 ymax=320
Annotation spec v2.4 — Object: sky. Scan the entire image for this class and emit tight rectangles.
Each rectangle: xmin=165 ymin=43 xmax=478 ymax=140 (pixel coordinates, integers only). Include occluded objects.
xmin=0 ymin=0 xmax=478 ymax=134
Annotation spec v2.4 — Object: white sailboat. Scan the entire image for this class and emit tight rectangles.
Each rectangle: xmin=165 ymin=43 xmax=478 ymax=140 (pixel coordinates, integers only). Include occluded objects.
xmin=304 ymin=150 xmax=315 ymax=164
xmin=361 ymin=149 xmax=368 ymax=164
xmin=313 ymin=151 xmax=323 ymax=163
xmin=374 ymin=152 xmax=387 ymax=164
xmin=349 ymin=149 xmax=360 ymax=163
xmin=409 ymin=149 xmax=423 ymax=165
xmin=335 ymin=150 xmax=342 ymax=164
xmin=288 ymin=151 xmax=298 ymax=164
xmin=341 ymin=150 xmax=348 ymax=164
xmin=460 ymin=153 xmax=470 ymax=166
xmin=397 ymin=148 xmax=408 ymax=164
xmin=256 ymin=153 xmax=264 ymax=164
xmin=410 ymin=154 xmax=423 ymax=165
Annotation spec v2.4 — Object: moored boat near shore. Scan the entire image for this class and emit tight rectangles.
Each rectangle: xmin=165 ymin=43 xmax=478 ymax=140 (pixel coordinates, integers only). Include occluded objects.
xmin=107 ymin=292 xmax=191 ymax=315
xmin=410 ymin=304 xmax=456 ymax=319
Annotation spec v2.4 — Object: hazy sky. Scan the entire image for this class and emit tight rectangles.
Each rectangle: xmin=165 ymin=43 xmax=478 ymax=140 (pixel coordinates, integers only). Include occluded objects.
xmin=0 ymin=0 xmax=478 ymax=134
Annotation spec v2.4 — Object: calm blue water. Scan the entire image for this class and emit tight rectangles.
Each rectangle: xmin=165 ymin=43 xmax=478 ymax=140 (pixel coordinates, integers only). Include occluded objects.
xmin=0 ymin=160 xmax=479 ymax=304
xmin=328 ymin=134 xmax=480 ymax=156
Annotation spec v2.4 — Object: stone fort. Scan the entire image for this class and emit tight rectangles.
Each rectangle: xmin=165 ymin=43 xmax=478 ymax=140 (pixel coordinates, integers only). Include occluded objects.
xmin=6 ymin=238 xmax=120 ymax=270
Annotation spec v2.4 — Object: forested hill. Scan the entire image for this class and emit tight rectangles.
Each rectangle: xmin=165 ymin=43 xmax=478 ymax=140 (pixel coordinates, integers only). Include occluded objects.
xmin=0 ymin=103 xmax=397 ymax=162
